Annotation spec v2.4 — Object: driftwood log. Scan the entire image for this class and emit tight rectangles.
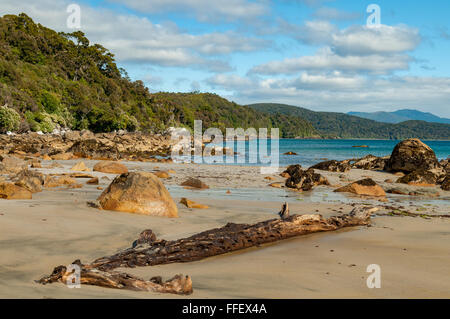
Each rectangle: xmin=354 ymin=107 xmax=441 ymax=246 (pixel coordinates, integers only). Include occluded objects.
xmin=37 ymin=205 xmax=377 ymax=294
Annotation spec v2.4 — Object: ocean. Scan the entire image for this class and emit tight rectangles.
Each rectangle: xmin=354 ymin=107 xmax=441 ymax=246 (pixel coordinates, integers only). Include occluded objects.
xmin=183 ymin=139 xmax=450 ymax=167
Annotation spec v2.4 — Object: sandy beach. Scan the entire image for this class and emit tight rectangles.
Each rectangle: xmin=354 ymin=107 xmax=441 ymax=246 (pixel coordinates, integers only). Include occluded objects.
xmin=0 ymin=159 xmax=449 ymax=298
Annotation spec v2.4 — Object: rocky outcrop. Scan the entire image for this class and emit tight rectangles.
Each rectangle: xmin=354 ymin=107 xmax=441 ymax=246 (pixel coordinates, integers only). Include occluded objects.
xmin=0 ymin=131 xmax=173 ymax=161
xmin=385 ymin=139 xmax=440 ymax=173
xmin=13 ymin=170 xmax=45 ymax=193
xmin=334 ymin=178 xmax=386 ymax=197
xmin=282 ymin=164 xmax=302 ymax=178
xmin=180 ymin=178 xmax=209 ymax=189
xmin=93 ymin=161 xmax=128 ymax=174
xmin=351 ymin=155 xmax=389 ymax=171
xmin=285 ymin=167 xmax=330 ymax=191
xmin=0 ymin=155 xmax=27 ymax=173
xmin=0 ymin=182 xmax=32 ymax=199
xmin=310 ymin=160 xmax=351 ymax=172
xmin=397 ymin=169 xmax=438 ymax=186
xmin=441 ymin=175 xmax=450 ymax=191
xmin=97 ymin=172 xmax=178 ymax=217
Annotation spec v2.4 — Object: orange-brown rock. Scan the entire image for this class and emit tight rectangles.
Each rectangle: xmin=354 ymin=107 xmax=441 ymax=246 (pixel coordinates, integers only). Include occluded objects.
xmin=51 ymin=153 xmax=74 ymax=160
xmin=13 ymin=170 xmax=45 ymax=193
xmin=334 ymin=178 xmax=386 ymax=197
xmin=180 ymin=178 xmax=209 ymax=189
xmin=93 ymin=161 xmax=128 ymax=174
xmin=153 ymin=171 xmax=170 ymax=179
xmin=44 ymin=175 xmax=77 ymax=188
xmin=70 ymin=161 xmax=90 ymax=172
xmin=0 ymin=182 xmax=32 ymax=199
xmin=87 ymin=177 xmax=99 ymax=185
xmin=97 ymin=172 xmax=178 ymax=217
xmin=180 ymin=198 xmax=209 ymax=209
xmin=269 ymin=182 xmax=282 ymax=188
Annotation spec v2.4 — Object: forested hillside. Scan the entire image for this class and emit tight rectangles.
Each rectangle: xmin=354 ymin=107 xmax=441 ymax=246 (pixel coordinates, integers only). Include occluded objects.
xmin=0 ymin=13 xmax=315 ymax=138
xmin=249 ymin=103 xmax=450 ymax=140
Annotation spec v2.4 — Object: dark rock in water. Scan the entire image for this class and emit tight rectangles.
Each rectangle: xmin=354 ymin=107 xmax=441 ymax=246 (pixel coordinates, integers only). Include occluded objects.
xmin=351 ymin=155 xmax=389 ymax=171
xmin=283 ymin=152 xmax=298 ymax=155
xmin=397 ymin=169 xmax=438 ymax=186
xmin=285 ymin=167 xmax=330 ymax=191
xmin=385 ymin=139 xmax=440 ymax=173
xmin=311 ymin=160 xmax=351 ymax=172
xmin=352 ymin=145 xmax=369 ymax=148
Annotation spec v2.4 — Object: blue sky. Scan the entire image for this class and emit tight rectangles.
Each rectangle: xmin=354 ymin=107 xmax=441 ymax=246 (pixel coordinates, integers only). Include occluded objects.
xmin=2 ymin=0 xmax=450 ymax=117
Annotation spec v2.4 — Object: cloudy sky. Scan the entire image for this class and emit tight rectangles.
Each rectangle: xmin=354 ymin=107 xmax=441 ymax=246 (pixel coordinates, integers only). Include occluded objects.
xmin=1 ymin=0 xmax=450 ymax=117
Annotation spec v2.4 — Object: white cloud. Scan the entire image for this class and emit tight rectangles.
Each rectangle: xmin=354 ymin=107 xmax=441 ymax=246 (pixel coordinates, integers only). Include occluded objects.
xmin=312 ymin=7 xmax=361 ymax=21
xmin=107 ymin=0 xmax=269 ymax=22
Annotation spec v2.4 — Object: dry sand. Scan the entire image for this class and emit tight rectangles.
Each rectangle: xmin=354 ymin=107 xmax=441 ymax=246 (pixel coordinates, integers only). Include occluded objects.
xmin=0 ymin=159 xmax=449 ymax=298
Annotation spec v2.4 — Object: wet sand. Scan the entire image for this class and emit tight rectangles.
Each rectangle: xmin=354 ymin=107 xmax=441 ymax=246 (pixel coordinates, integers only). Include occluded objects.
xmin=0 ymin=160 xmax=449 ymax=298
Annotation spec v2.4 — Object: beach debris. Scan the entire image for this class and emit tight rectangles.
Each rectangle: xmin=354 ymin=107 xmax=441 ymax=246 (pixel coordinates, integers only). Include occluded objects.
xmin=38 ymin=206 xmax=377 ymax=294
xmin=310 ymin=160 xmax=351 ymax=173
xmin=278 ymin=202 xmax=289 ymax=220
xmin=97 ymin=172 xmax=178 ymax=217
xmin=37 ymin=259 xmax=192 ymax=295
xmin=0 ymin=181 xmax=32 ymax=199
xmin=93 ymin=161 xmax=128 ymax=174
xmin=334 ymin=178 xmax=386 ymax=197
xmin=180 ymin=177 xmax=209 ymax=189
xmin=180 ymin=198 xmax=209 ymax=209
xmin=285 ymin=167 xmax=330 ymax=191
xmin=70 ymin=161 xmax=90 ymax=172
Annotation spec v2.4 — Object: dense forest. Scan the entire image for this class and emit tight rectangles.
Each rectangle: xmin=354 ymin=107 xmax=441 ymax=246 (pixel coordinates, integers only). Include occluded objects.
xmin=0 ymin=13 xmax=448 ymax=140
xmin=249 ymin=103 xmax=450 ymax=140
xmin=0 ymin=13 xmax=315 ymax=138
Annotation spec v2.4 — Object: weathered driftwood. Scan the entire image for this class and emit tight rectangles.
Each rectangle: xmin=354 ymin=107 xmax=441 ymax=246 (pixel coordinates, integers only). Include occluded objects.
xmin=37 ymin=260 xmax=192 ymax=295
xmin=89 ymin=206 xmax=378 ymax=271
xmin=37 ymin=206 xmax=377 ymax=294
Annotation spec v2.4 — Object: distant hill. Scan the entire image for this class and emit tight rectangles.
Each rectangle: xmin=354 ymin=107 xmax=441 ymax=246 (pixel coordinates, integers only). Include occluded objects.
xmin=348 ymin=109 xmax=450 ymax=124
xmin=249 ymin=103 xmax=450 ymax=140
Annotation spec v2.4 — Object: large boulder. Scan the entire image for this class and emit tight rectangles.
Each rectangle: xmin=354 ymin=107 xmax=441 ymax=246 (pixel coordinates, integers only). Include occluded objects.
xmin=334 ymin=178 xmax=386 ymax=197
xmin=385 ymin=139 xmax=440 ymax=173
xmin=285 ymin=167 xmax=330 ymax=191
xmin=97 ymin=172 xmax=178 ymax=217
xmin=311 ymin=160 xmax=351 ymax=173
xmin=282 ymin=164 xmax=302 ymax=178
xmin=0 ymin=182 xmax=32 ymax=199
xmin=93 ymin=161 xmax=128 ymax=174
xmin=397 ymin=169 xmax=438 ymax=186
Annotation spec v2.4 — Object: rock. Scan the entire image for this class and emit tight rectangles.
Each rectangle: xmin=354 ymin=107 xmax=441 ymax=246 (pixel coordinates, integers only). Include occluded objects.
xmin=0 ymin=182 xmax=32 ymax=199
xmin=440 ymin=159 xmax=449 ymax=173
xmin=283 ymin=165 xmax=302 ymax=178
xmin=397 ymin=169 xmax=437 ymax=186
xmin=264 ymin=176 xmax=275 ymax=181
xmin=97 ymin=172 xmax=178 ymax=217
xmin=97 ymin=186 xmax=103 ymax=190
xmin=132 ymin=229 xmax=157 ymax=248
xmin=93 ymin=161 xmax=128 ymax=174
xmin=352 ymin=145 xmax=369 ymax=148
xmin=46 ymin=162 xmax=63 ymax=169
xmin=51 ymin=152 xmax=74 ymax=160
xmin=0 ymin=155 xmax=27 ymax=173
xmin=30 ymin=159 xmax=42 ymax=168
xmin=87 ymin=177 xmax=99 ymax=185
xmin=13 ymin=170 xmax=44 ymax=193
xmin=167 ymin=169 xmax=176 ymax=174
xmin=70 ymin=161 xmax=90 ymax=172
xmin=385 ymin=139 xmax=440 ymax=173
xmin=280 ymin=172 xmax=290 ymax=178
xmin=351 ymin=155 xmax=388 ymax=171
xmin=153 ymin=171 xmax=170 ymax=179
xmin=69 ymin=172 xmax=94 ymax=178
xmin=284 ymin=152 xmax=298 ymax=155
xmin=311 ymin=160 xmax=351 ymax=173
xmin=334 ymin=178 xmax=386 ymax=197
xmin=394 ymin=172 xmax=405 ymax=177
xmin=384 ymin=179 xmax=394 ymax=183
xmin=44 ymin=175 xmax=77 ymax=188
xmin=179 ymin=198 xmax=209 ymax=209
xmin=67 ymin=183 xmax=83 ymax=189
xmin=180 ymin=178 xmax=209 ymax=189
xmin=285 ymin=167 xmax=330 ymax=191
xmin=269 ymin=182 xmax=283 ymax=188
xmin=441 ymin=175 xmax=450 ymax=191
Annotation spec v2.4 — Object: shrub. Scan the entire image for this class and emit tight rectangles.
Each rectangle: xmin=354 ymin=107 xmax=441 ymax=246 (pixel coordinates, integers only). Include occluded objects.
xmin=0 ymin=105 xmax=20 ymax=132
